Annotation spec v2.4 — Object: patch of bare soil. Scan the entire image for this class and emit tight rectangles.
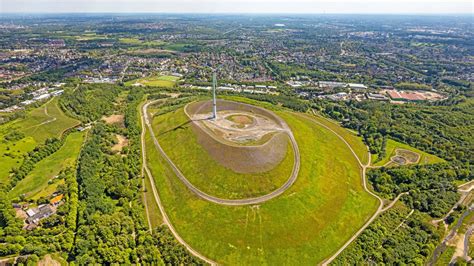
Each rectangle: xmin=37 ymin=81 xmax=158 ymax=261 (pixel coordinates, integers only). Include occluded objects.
xmin=389 ymin=148 xmax=420 ymax=166
xmin=112 ymin=134 xmax=129 ymax=152
xmin=102 ymin=114 xmax=125 ymax=127
xmin=38 ymin=255 xmax=61 ymax=266
xmin=185 ymin=100 xmax=291 ymax=173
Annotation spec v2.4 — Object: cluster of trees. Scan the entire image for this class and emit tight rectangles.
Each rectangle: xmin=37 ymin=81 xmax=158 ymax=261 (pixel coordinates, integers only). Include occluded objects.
xmin=72 ymin=89 xmax=201 ymax=264
xmin=369 ymin=164 xmax=462 ymax=217
xmin=59 ymin=84 xmax=121 ymax=122
xmin=312 ymin=98 xmax=474 ymax=167
xmin=0 ymin=168 xmax=79 ymax=259
xmin=242 ymin=93 xmax=310 ymax=112
xmin=334 ymin=204 xmax=443 ymax=264
xmin=6 ymin=127 xmax=75 ymax=191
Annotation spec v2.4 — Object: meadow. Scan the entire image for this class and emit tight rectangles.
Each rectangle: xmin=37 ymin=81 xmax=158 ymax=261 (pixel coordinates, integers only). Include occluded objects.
xmin=145 ymin=99 xmax=379 ymax=264
xmin=13 ymin=97 xmax=80 ymax=143
xmin=125 ymin=75 xmax=180 ymax=88
xmin=371 ymin=138 xmax=444 ymax=167
xmin=9 ymin=131 xmax=86 ymax=199
xmin=0 ymin=98 xmax=79 ymax=183
xmin=152 ymin=108 xmax=294 ymax=199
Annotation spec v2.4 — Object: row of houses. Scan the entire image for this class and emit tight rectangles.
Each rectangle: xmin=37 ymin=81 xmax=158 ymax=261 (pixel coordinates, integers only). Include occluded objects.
xmin=288 ymin=80 xmax=368 ymax=90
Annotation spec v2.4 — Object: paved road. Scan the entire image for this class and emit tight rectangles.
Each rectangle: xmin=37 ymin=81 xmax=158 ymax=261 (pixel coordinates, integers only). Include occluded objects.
xmin=142 ymin=100 xmax=301 ymax=206
xmin=140 ymin=101 xmax=217 ymax=265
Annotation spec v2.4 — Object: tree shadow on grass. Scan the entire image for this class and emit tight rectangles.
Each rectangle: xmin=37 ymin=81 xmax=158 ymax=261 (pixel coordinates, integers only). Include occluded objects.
xmin=157 ymin=117 xmax=210 ymax=137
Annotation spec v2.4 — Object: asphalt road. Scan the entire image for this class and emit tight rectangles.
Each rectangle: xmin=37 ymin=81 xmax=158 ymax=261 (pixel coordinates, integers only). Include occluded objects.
xmin=142 ymin=100 xmax=301 ymax=206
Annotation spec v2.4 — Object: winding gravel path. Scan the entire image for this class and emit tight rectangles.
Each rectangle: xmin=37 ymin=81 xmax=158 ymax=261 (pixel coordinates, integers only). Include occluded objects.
xmin=140 ymin=101 xmax=217 ymax=265
xmin=143 ymin=100 xmax=301 ymax=206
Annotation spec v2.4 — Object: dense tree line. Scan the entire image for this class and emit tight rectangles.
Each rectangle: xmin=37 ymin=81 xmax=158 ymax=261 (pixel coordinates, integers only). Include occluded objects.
xmin=369 ymin=164 xmax=462 ymax=217
xmin=6 ymin=127 xmax=76 ymax=191
xmin=72 ymin=89 xmax=201 ymax=264
xmin=334 ymin=204 xmax=443 ymax=264
xmin=312 ymin=98 xmax=474 ymax=167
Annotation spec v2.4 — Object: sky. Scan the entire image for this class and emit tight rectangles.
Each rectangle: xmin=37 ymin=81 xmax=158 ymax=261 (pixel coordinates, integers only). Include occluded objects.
xmin=1 ymin=0 xmax=473 ymax=14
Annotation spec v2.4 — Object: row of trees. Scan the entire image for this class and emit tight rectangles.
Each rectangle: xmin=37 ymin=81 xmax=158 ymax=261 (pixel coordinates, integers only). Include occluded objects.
xmin=7 ymin=127 xmax=77 ymax=191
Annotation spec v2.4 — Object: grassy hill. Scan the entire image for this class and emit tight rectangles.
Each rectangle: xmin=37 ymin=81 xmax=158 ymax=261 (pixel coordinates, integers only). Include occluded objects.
xmin=145 ymin=98 xmax=379 ymax=264
xmin=153 ymin=107 xmax=294 ymax=199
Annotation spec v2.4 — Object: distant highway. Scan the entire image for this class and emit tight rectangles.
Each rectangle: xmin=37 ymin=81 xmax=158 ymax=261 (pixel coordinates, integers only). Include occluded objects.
xmin=142 ymin=100 xmax=301 ymax=206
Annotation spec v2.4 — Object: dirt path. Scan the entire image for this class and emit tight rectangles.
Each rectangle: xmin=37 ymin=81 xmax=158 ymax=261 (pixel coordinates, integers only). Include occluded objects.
xmin=140 ymin=100 xmax=217 ymax=265
xmin=144 ymin=100 xmax=301 ymax=206
xmin=24 ymin=97 xmax=57 ymax=130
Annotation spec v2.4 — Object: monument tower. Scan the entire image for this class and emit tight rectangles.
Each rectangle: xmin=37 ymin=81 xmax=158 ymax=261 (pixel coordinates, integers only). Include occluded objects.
xmin=212 ymin=72 xmax=217 ymax=120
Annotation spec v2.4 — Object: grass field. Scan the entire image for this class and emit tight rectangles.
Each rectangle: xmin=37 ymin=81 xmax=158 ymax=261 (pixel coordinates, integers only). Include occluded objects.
xmin=371 ymin=139 xmax=444 ymax=167
xmin=12 ymin=97 xmax=80 ymax=143
xmin=0 ymin=98 xmax=79 ymax=183
xmin=143 ymin=172 xmax=163 ymax=229
xmin=125 ymin=75 xmax=179 ymax=88
xmin=9 ymin=131 xmax=85 ymax=199
xmin=306 ymin=113 xmax=369 ymax=165
xmin=146 ymin=100 xmax=379 ymax=264
xmin=152 ymin=107 xmax=293 ymax=199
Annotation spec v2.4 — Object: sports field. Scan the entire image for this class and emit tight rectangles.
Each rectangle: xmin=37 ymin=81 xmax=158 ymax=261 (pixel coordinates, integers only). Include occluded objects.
xmin=0 ymin=98 xmax=79 ymax=183
xmin=9 ymin=131 xmax=86 ymax=199
xmin=145 ymin=98 xmax=379 ymax=264
xmin=125 ymin=75 xmax=180 ymax=88
xmin=371 ymin=139 xmax=444 ymax=167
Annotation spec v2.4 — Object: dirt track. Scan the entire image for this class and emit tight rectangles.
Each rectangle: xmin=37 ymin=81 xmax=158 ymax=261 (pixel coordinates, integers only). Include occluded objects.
xmin=142 ymin=100 xmax=301 ymax=205
xmin=140 ymin=100 xmax=217 ymax=265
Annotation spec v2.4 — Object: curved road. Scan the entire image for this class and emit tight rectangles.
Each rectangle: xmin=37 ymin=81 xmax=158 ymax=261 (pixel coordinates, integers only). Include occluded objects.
xmin=295 ymin=112 xmax=384 ymax=265
xmin=140 ymin=101 xmax=217 ymax=265
xmin=142 ymin=101 xmax=397 ymax=264
xmin=142 ymin=100 xmax=301 ymax=206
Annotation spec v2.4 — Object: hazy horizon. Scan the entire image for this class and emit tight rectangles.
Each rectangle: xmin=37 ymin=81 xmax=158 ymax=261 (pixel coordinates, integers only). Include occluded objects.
xmin=1 ymin=0 xmax=473 ymax=14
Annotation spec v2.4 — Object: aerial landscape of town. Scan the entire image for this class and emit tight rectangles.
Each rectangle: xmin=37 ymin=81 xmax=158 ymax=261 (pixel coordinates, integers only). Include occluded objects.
xmin=0 ymin=2 xmax=473 ymax=265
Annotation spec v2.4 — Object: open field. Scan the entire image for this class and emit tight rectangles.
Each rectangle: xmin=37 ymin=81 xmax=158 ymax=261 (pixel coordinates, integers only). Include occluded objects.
xmin=12 ymin=97 xmax=80 ymax=143
xmin=9 ymin=131 xmax=86 ymax=199
xmin=145 ymin=99 xmax=379 ymax=264
xmin=371 ymin=139 xmax=444 ymax=167
xmin=125 ymin=75 xmax=180 ymax=88
xmin=0 ymin=98 xmax=79 ymax=183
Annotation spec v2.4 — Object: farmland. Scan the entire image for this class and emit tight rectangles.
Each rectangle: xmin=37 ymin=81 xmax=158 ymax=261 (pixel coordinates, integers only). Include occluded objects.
xmin=145 ymin=98 xmax=379 ymax=264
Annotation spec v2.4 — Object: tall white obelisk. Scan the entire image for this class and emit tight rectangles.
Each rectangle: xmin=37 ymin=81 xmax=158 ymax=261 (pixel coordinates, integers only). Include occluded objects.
xmin=212 ymin=72 xmax=217 ymax=120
